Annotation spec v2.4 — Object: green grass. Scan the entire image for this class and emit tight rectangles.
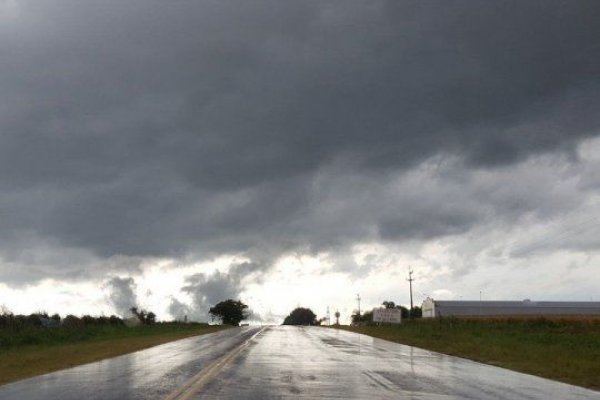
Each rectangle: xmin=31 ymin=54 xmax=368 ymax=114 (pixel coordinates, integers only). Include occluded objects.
xmin=0 ymin=323 xmax=229 ymax=385
xmin=336 ymin=317 xmax=600 ymax=390
xmin=0 ymin=322 xmax=211 ymax=349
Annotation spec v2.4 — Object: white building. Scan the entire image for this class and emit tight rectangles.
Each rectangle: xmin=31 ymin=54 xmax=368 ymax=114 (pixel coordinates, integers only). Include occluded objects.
xmin=421 ymin=297 xmax=600 ymax=318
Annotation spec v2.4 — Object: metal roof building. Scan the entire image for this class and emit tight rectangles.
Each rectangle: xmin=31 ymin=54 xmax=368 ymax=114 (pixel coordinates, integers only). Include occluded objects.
xmin=421 ymin=297 xmax=600 ymax=318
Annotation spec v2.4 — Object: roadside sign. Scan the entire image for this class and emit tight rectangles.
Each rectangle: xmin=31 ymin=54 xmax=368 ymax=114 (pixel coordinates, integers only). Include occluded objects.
xmin=373 ymin=308 xmax=402 ymax=324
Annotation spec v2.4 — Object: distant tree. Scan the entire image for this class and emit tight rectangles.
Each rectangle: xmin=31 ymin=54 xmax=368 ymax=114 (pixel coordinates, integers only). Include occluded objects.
xmin=334 ymin=311 xmax=340 ymax=325
xmin=82 ymin=315 xmax=96 ymax=325
xmin=351 ymin=310 xmax=373 ymax=325
xmin=109 ymin=315 xmax=124 ymax=325
xmin=26 ymin=314 xmax=43 ymax=327
xmin=282 ymin=307 xmax=317 ymax=325
xmin=146 ymin=312 xmax=156 ymax=324
xmin=399 ymin=306 xmax=410 ymax=319
xmin=411 ymin=306 xmax=422 ymax=318
xmin=0 ymin=304 xmax=11 ymax=316
xmin=63 ymin=315 xmax=83 ymax=327
xmin=130 ymin=307 xmax=157 ymax=325
xmin=0 ymin=306 xmax=12 ymax=329
xmin=0 ymin=305 xmax=12 ymax=329
xmin=382 ymin=301 xmax=396 ymax=309
xmin=209 ymin=299 xmax=249 ymax=326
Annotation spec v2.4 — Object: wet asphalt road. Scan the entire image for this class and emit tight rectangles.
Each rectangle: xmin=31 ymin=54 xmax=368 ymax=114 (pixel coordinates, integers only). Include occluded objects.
xmin=0 ymin=325 xmax=598 ymax=399
xmin=0 ymin=327 xmax=261 ymax=400
xmin=198 ymin=326 xmax=599 ymax=399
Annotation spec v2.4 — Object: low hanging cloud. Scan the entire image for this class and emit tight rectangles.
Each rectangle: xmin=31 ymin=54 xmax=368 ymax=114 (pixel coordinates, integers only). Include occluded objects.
xmin=168 ymin=262 xmax=263 ymax=322
xmin=167 ymin=298 xmax=192 ymax=323
xmin=104 ymin=276 xmax=138 ymax=318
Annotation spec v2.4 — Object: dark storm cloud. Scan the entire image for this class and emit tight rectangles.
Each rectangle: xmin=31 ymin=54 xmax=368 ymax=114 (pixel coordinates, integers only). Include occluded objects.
xmin=1 ymin=1 xmax=599 ymax=283
xmin=0 ymin=230 xmax=145 ymax=286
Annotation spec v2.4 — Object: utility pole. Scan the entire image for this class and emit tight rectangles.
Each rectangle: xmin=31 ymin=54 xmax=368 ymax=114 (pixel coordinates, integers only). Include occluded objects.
xmin=407 ymin=268 xmax=415 ymax=319
xmin=356 ymin=294 xmax=361 ymax=317
xmin=326 ymin=306 xmax=331 ymax=326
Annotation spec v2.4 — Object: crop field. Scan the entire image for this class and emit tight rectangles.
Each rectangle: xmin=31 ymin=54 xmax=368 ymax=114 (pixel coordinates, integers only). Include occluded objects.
xmin=338 ymin=316 xmax=600 ymax=390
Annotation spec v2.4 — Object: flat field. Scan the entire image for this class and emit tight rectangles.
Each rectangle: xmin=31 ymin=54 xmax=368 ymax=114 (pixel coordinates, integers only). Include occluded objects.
xmin=0 ymin=323 xmax=228 ymax=385
xmin=337 ymin=316 xmax=600 ymax=390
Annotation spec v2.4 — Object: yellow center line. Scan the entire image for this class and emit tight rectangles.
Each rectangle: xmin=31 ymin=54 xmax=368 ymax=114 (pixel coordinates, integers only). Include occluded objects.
xmin=165 ymin=327 xmax=267 ymax=400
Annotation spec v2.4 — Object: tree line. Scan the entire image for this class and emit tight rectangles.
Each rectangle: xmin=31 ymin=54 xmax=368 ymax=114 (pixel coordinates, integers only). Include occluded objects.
xmin=0 ymin=306 xmax=159 ymax=331
xmin=1 ymin=298 xmax=422 ymax=330
xmin=0 ymin=310 xmax=125 ymax=330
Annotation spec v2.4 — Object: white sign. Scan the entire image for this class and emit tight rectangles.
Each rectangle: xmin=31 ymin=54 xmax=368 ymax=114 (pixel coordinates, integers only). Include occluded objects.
xmin=373 ymin=308 xmax=402 ymax=324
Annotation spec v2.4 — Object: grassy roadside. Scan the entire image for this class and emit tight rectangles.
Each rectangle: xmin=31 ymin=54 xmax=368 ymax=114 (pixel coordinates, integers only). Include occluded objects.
xmin=335 ymin=317 xmax=600 ymax=390
xmin=0 ymin=324 xmax=229 ymax=386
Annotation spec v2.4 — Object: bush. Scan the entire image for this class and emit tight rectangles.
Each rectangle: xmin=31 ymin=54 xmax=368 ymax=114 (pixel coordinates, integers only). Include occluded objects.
xmin=63 ymin=315 xmax=83 ymax=328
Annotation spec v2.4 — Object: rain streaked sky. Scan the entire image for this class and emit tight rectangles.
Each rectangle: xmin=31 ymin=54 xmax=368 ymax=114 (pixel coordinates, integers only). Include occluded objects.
xmin=1 ymin=1 xmax=599 ymax=323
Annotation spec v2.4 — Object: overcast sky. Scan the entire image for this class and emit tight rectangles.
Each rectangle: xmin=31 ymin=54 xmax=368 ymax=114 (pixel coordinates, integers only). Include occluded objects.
xmin=1 ymin=1 xmax=599 ymax=323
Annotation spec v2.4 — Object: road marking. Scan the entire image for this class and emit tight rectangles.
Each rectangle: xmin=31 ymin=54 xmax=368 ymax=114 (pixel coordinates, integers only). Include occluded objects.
xmin=165 ymin=327 xmax=267 ymax=400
